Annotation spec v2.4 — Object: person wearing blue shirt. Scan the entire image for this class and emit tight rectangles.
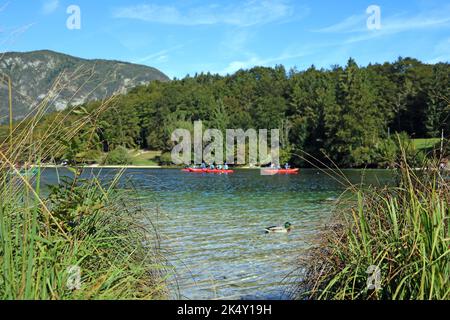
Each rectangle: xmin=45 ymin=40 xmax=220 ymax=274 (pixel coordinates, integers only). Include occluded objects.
xmin=224 ymin=162 xmax=229 ymax=170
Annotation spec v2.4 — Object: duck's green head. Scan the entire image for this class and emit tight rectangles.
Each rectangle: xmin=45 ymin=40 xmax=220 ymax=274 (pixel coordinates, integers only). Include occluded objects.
xmin=285 ymin=222 xmax=292 ymax=228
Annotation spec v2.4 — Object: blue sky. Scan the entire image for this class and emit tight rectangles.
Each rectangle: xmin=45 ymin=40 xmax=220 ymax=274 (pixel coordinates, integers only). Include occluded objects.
xmin=1 ymin=0 xmax=449 ymax=78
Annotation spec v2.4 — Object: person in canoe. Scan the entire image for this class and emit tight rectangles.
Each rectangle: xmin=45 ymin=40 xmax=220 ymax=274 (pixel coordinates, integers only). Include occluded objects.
xmin=224 ymin=162 xmax=229 ymax=170
xmin=284 ymin=163 xmax=291 ymax=170
xmin=201 ymin=162 xmax=207 ymax=169
xmin=210 ymin=163 xmax=215 ymax=170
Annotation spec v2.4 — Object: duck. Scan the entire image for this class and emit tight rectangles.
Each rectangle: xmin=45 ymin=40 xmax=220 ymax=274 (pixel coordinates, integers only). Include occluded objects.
xmin=265 ymin=222 xmax=293 ymax=233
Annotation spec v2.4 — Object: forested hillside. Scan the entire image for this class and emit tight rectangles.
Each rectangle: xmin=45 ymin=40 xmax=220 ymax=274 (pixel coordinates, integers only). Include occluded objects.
xmin=5 ymin=57 xmax=449 ymax=167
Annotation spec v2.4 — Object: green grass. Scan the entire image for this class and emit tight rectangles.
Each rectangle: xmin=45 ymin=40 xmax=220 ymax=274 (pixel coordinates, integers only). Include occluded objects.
xmin=299 ymin=159 xmax=450 ymax=300
xmin=412 ymin=138 xmax=441 ymax=150
xmin=0 ymin=91 xmax=167 ymax=300
xmin=0 ymin=169 xmax=167 ymax=300
xmin=129 ymin=150 xmax=162 ymax=166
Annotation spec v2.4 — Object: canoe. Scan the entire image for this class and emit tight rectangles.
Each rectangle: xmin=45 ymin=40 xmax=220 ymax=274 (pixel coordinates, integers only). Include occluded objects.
xmin=205 ymin=169 xmax=234 ymax=174
xmin=189 ymin=168 xmax=206 ymax=173
xmin=262 ymin=168 xmax=299 ymax=174
xmin=182 ymin=168 xmax=234 ymax=174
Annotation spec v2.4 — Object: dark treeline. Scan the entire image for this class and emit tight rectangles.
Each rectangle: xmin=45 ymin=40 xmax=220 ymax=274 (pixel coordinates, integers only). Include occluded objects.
xmin=7 ymin=57 xmax=450 ymax=167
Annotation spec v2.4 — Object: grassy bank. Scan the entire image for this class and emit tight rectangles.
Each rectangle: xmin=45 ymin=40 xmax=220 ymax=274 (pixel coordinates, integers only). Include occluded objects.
xmin=129 ymin=150 xmax=162 ymax=166
xmin=412 ymin=138 xmax=442 ymax=151
xmin=0 ymin=167 xmax=167 ymax=300
xmin=298 ymin=159 xmax=449 ymax=300
xmin=0 ymin=93 xmax=167 ymax=299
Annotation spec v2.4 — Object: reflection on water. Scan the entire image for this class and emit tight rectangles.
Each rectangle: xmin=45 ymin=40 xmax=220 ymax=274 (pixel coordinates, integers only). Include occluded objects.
xmin=40 ymin=168 xmax=394 ymax=300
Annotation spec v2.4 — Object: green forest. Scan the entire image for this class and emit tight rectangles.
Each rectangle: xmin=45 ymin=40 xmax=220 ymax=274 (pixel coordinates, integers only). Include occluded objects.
xmin=3 ymin=57 xmax=449 ymax=168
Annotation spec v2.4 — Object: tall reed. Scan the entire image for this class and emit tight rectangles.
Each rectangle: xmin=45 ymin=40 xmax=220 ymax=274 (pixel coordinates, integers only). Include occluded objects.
xmin=0 ymin=70 xmax=167 ymax=300
xmin=298 ymin=158 xmax=449 ymax=300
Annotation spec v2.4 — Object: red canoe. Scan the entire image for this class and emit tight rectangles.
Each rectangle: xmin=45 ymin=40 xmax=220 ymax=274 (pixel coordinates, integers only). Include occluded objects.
xmin=262 ymin=168 xmax=299 ymax=174
xmin=206 ymin=169 xmax=234 ymax=174
xmin=182 ymin=168 xmax=234 ymax=174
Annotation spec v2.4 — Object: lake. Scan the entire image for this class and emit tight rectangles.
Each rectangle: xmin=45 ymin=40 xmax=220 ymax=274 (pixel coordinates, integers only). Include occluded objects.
xmin=40 ymin=168 xmax=394 ymax=300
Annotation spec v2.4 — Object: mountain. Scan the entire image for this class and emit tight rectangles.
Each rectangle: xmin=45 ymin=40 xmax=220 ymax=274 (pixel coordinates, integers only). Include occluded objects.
xmin=0 ymin=50 xmax=169 ymax=122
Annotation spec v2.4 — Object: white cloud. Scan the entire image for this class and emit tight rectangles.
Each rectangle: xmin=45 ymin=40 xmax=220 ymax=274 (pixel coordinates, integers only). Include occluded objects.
xmin=156 ymin=55 xmax=168 ymax=63
xmin=0 ymin=23 xmax=35 ymax=48
xmin=314 ymin=14 xmax=367 ymax=33
xmin=113 ymin=0 xmax=297 ymax=27
xmin=427 ymin=37 xmax=450 ymax=63
xmin=42 ymin=0 xmax=59 ymax=15
xmin=427 ymin=55 xmax=450 ymax=64
xmin=221 ymin=57 xmax=263 ymax=74
xmin=134 ymin=45 xmax=184 ymax=64
xmin=316 ymin=5 xmax=450 ymax=41
xmin=220 ymin=49 xmax=314 ymax=74
xmin=0 ymin=2 xmax=10 ymax=13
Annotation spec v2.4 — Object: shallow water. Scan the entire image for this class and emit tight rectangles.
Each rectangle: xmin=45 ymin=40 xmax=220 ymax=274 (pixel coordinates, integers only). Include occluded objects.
xmin=40 ymin=168 xmax=394 ymax=300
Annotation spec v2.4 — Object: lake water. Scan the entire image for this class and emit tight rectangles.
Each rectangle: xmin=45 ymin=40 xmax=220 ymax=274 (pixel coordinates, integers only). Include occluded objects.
xmin=40 ymin=168 xmax=394 ymax=300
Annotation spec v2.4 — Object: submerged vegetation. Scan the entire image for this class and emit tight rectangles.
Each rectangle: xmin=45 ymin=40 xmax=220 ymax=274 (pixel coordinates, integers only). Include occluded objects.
xmin=298 ymin=154 xmax=449 ymax=300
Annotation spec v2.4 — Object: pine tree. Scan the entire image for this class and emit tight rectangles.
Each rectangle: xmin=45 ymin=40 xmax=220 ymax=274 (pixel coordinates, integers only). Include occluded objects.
xmin=325 ymin=58 xmax=381 ymax=166
xmin=426 ymin=64 xmax=450 ymax=137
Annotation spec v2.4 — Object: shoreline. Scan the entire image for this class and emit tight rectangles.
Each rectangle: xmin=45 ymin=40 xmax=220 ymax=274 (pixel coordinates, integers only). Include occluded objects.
xmin=30 ymin=164 xmax=444 ymax=171
xmin=30 ymin=164 xmax=450 ymax=172
xmin=36 ymin=164 xmax=163 ymax=169
xmin=35 ymin=164 xmax=264 ymax=170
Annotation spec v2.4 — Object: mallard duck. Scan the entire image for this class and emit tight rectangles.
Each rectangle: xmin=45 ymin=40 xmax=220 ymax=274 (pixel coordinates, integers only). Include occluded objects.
xmin=265 ymin=222 xmax=293 ymax=233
